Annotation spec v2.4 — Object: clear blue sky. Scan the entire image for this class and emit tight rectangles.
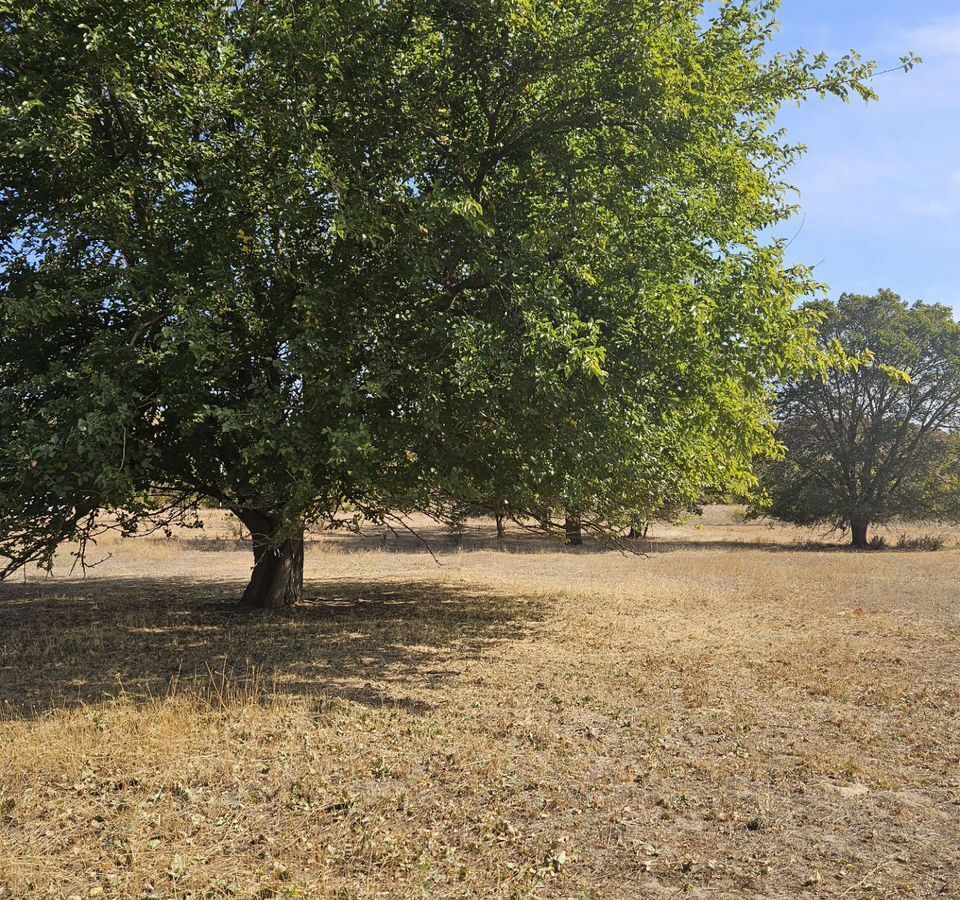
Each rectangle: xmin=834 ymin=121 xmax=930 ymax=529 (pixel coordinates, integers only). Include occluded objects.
xmin=766 ymin=0 xmax=960 ymax=313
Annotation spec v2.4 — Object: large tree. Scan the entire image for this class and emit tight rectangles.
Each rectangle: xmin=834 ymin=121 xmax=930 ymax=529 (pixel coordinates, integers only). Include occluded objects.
xmin=0 ymin=0 xmax=905 ymax=605
xmin=758 ymin=291 xmax=960 ymax=547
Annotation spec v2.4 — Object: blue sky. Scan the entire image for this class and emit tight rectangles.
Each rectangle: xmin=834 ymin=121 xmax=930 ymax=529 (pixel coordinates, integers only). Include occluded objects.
xmin=765 ymin=1 xmax=960 ymax=313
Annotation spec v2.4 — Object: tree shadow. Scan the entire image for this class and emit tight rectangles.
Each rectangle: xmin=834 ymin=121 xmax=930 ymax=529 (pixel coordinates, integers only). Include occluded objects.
xmin=629 ymin=538 xmax=854 ymax=554
xmin=306 ymin=529 xmax=847 ymax=556
xmin=162 ymin=511 xmax=856 ymax=556
xmin=0 ymin=576 xmax=543 ymax=719
xmin=177 ymin=530 xmax=835 ymax=557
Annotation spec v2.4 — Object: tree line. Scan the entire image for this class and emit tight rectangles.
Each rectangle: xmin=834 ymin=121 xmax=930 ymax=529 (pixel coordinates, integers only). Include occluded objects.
xmin=458 ymin=284 xmax=960 ymax=551
xmin=0 ymin=0 xmax=926 ymax=606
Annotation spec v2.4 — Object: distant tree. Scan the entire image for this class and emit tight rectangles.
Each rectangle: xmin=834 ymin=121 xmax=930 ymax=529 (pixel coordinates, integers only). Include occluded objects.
xmin=0 ymin=0 xmax=906 ymax=605
xmin=563 ymin=512 xmax=583 ymax=547
xmin=757 ymin=291 xmax=960 ymax=547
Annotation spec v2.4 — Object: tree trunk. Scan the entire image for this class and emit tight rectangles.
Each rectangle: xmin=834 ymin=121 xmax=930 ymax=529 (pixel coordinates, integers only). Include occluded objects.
xmin=495 ymin=513 xmax=506 ymax=541
xmin=564 ymin=513 xmax=583 ymax=547
xmin=851 ymin=522 xmax=869 ymax=549
xmin=237 ymin=511 xmax=304 ymax=609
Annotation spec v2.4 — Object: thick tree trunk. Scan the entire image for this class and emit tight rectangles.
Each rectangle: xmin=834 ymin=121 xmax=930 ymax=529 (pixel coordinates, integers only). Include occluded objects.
xmin=242 ymin=536 xmax=304 ymax=608
xmin=495 ymin=513 xmax=506 ymax=541
xmin=236 ymin=511 xmax=304 ymax=609
xmin=851 ymin=522 xmax=869 ymax=549
xmin=564 ymin=513 xmax=583 ymax=547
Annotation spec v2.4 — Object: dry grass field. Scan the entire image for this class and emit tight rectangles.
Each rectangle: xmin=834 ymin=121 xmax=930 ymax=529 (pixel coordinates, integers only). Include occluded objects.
xmin=1 ymin=508 xmax=958 ymax=899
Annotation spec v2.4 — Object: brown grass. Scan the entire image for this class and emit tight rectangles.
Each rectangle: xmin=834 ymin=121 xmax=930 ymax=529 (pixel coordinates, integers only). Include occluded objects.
xmin=1 ymin=508 xmax=958 ymax=898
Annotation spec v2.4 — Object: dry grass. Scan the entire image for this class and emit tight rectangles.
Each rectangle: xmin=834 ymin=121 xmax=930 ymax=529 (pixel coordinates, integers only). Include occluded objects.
xmin=1 ymin=508 xmax=958 ymax=898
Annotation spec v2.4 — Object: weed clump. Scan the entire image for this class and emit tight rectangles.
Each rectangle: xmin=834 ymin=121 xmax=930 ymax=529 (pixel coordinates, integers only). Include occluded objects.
xmin=896 ymin=533 xmax=946 ymax=551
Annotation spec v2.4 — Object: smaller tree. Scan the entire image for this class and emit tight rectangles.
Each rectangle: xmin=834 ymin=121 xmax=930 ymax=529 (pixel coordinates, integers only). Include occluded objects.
xmin=757 ymin=291 xmax=960 ymax=547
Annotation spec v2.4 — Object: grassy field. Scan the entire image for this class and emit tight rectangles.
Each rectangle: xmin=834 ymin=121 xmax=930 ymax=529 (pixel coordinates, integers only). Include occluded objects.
xmin=1 ymin=508 xmax=958 ymax=899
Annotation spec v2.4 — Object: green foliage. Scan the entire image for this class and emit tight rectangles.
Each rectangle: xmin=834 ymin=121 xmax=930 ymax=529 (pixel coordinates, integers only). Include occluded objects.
xmin=756 ymin=291 xmax=960 ymax=543
xmin=0 ymin=0 xmax=903 ymax=577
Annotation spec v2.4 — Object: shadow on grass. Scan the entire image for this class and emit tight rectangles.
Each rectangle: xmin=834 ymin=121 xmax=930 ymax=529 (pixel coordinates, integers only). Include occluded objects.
xmin=631 ymin=538 xmax=858 ymax=554
xmin=0 ymin=576 xmax=543 ymax=718
xmin=175 ymin=530 xmax=850 ymax=557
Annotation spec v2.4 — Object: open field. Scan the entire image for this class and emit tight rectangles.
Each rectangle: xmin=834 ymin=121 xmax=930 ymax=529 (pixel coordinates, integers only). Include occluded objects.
xmin=1 ymin=509 xmax=958 ymax=898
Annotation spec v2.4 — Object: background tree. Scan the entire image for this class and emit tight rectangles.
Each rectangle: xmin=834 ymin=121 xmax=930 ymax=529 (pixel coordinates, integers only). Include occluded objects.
xmin=627 ymin=501 xmax=704 ymax=540
xmin=1 ymin=0 xmax=904 ymax=605
xmin=757 ymin=291 xmax=960 ymax=547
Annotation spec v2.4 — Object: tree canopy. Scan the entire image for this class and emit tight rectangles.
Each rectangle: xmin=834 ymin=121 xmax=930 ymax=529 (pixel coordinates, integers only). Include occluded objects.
xmin=1 ymin=0 xmax=900 ymax=604
xmin=756 ymin=291 xmax=960 ymax=546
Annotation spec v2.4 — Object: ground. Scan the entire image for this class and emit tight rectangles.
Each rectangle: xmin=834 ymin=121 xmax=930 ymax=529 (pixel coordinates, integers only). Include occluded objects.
xmin=0 ymin=508 xmax=958 ymax=899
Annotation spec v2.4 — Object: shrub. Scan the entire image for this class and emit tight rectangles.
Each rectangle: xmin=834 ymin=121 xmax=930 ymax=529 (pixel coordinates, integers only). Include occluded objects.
xmin=896 ymin=533 xmax=946 ymax=551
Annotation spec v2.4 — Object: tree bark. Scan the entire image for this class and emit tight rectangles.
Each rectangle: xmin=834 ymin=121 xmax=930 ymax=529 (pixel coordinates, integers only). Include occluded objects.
xmin=495 ymin=513 xmax=505 ymax=541
xmin=851 ymin=522 xmax=869 ymax=549
xmin=236 ymin=511 xmax=304 ymax=608
xmin=564 ymin=513 xmax=583 ymax=547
